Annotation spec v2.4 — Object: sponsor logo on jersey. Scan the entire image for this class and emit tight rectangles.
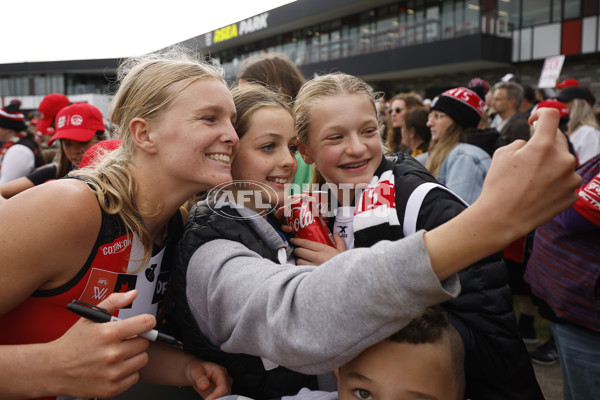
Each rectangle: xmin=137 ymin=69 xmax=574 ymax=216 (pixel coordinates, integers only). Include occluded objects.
xmin=79 ymin=268 xmax=138 ymax=307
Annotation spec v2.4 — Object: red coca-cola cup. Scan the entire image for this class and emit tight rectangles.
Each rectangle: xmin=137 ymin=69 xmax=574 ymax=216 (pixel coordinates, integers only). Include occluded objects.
xmin=286 ymin=195 xmax=335 ymax=247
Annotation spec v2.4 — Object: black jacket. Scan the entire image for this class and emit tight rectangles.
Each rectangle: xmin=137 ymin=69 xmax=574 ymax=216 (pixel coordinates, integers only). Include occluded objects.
xmin=354 ymin=155 xmax=544 ymax=400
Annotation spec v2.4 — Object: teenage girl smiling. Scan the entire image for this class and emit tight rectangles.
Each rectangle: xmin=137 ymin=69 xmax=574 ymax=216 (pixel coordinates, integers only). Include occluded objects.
xmin=293 ymin=72 xmax=544 ymax=399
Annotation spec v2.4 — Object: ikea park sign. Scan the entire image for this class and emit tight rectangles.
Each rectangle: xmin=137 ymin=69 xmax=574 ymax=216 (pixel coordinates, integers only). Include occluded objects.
xmin=209 ymin=12 xmax=270 ymax=45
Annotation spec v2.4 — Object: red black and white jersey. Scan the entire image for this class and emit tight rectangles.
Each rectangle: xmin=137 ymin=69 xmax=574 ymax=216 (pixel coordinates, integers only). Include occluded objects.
xmin=0 ymin=198 xmax=182 ymax=347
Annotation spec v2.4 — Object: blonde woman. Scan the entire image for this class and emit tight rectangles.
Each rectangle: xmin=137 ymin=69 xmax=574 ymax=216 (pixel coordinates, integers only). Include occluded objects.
xmin=0 ymin=49 xmax=233 ymax=399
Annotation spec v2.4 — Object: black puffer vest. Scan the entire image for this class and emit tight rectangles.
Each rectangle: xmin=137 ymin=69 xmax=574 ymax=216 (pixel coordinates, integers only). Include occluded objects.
xmin=353 ymin=154 xmax=544 ymax=400
xmin=170 ymin=202 xmax=318 ymax=399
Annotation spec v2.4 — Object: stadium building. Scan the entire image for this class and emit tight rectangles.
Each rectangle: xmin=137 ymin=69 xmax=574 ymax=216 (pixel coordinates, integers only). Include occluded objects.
xmin=1 ymin=0 xmax=598 ymax=110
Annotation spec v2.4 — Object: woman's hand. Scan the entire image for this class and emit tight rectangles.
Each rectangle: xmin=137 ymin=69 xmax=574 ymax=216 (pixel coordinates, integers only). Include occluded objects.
xmin=292 ymin=233 xmax=347 ymax=265
xmin=50 ymin=290 xmax=155 ymax=398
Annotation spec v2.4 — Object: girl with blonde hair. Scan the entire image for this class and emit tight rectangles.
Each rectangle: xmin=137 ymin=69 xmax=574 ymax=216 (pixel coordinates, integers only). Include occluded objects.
xmin=293 ymin=73 xmax=544 ymax=399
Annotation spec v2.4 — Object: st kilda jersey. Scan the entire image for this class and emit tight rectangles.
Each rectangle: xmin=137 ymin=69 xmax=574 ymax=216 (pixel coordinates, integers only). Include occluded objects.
xmin=0 ymin=205 xmax=183 ymax=346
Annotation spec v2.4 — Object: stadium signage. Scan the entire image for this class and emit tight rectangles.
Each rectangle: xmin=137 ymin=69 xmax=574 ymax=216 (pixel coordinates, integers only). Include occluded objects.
xmin=213 ymin=12 xmax=269 ymax=44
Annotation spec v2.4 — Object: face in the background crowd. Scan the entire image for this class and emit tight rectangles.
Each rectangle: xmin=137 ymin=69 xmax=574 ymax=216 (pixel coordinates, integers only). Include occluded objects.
xmin=427 ymin=111 xmax=454 ymax=141
xmin=299 ymin=94 xmax=382 ymax=205
xmin=492 ymin=88 xmax=512 ymax=116
xmin=390 ymin=99 xmax=407 ymax=128
xmin=376 ymin=98 xmax=388 ymax=120
xmin=147 ymin=77 xmax=238 ymax=193
xmin=62 ymin=137 xmax=100 ymax=168
xmin=563 ymin=100 xmax=574 ymax=112
xmin=485 ymin=89 xmax=495 ymax=112
xmin=335 ymin=338 xmax=460 ymax=400
xmin=0 ymin=127 xmax=15 ymax=142
xmin=231 ymin=106 xmax=297 ymax=209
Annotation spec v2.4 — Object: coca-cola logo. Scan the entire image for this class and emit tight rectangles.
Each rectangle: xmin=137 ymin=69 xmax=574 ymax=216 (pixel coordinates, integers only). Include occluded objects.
xmin=288 ymin=202 xmax=315 ymax=232
xmin=207 ymin=180 xmax=279 ymax=220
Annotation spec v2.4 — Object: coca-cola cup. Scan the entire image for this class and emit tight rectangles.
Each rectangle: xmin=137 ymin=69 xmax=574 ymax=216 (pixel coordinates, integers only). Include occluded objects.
xmin=286 ymin=194 xmax=335 ymax=248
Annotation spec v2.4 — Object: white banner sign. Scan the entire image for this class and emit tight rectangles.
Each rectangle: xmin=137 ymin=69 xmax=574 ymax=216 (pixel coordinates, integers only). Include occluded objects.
xmin=538 ymin=55 xmax=565 ymax=88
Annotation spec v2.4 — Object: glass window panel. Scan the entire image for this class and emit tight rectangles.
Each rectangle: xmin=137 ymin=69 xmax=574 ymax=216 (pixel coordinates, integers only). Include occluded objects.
xmin=564 ymin=0 xmax=581 ymax=19
xmin=16 ymin=76 xmax=28 ymax=96
xmin=425 ymin=5 xmax=440 ymax=41
xmin=377 ymin=5 xmax=398 ymax=50
xmin=34 ymin=76 xmax=47 ymax=95
xmin=403 ymin=1 xmax=418 ymax=45
xmin=497 ymin=0 xmax=521 ymax=30
xmin=442 ymin=0 xmax=455 ymax=38
xmin=552 ymin=0 xmax=562 ymax=21
xmin=522 ymin=0 xmax=551 ymax=27
xmin=318 ymin=30 xmax=329 ymax=62
xmin=295 ymin=31 xmax=307 ymax=65
xmin=358 ymin=11 xmax=374 ymax=54
xmin=414 ymin=3 xmax=424 ymax=44
xmin=329 ymin=19 xmax=342 ymax=59
xmin=308 ymin=28 xmax=319 ymax=63
xmin=329 ymin=28 xmax=341 ymax=59
xmin=465 ymin=0 xmax=480 ymax=34
xmin=455 ymin=1 xmax=466 ymax=36
xmin=340 ymin=24 xmax=356 ymax=58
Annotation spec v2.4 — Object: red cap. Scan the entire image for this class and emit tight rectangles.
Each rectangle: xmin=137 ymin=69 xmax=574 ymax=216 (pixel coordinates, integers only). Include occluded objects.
xmin=556 ymin=78 xmax=579 ymax=89
xmin=37 ymin=93 xmax=70 ymax=135
xmin=79 ymin=139 xmax=122 ymax=169
xmin=534 ymin=99 xmax=569 ymax=119
xmin=48 ymin=103 xmax=105 ymax=146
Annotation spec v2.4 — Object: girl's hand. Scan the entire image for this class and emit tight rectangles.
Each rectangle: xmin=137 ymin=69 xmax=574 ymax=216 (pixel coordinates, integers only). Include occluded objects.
xmin=292 ymin=233 xmax=347 ymax=265
xmin=184 ymin=359 xmax=233 ymax=400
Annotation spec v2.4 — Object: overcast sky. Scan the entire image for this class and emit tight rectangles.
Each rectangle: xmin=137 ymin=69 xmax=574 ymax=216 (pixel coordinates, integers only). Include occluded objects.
xmin=4 ymin=0 xmax=295 ymax=64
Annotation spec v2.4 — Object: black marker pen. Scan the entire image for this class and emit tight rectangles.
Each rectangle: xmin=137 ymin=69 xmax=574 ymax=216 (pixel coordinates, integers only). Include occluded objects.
xmin=67 ymin=300 xmax=183 ymax=348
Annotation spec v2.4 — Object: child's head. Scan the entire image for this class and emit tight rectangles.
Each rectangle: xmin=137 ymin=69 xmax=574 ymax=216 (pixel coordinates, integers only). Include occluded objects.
xmin=230 ymin=83 xmax=297 ymax=210
xmin=294 ymin=73 xmax=384 ymax=202
xmin=335 ymin=306 xmax=465 ymax=400
xmin=237 ymin=52 xmax=306 ymax=100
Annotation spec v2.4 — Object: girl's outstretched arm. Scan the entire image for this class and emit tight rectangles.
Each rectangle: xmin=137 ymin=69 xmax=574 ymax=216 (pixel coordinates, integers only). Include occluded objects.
xmin=425 ymin=107 xmax=580 ymax=280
